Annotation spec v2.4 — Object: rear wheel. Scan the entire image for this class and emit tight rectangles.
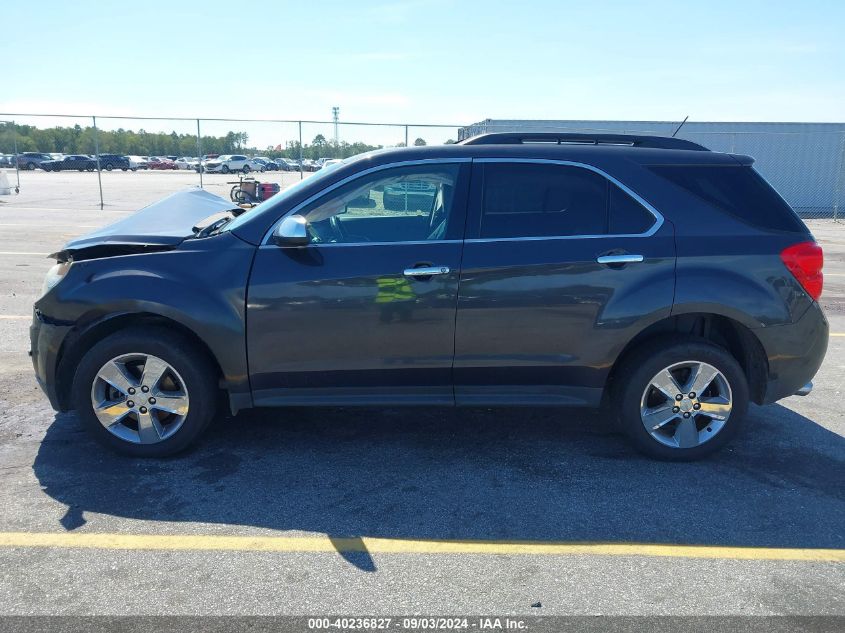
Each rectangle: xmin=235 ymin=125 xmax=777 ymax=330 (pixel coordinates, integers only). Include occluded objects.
xmin=242 ymin=165 xmax=250 ymax=174
xmin=614 ymin=337 xmax=748 ymax=460
xmin=72 ymin=328 xmax=219 ymax=457
xmin=105 ymin=164 xmax=113 ymax=171
xmin=26 ymin=162 xmax=36 ymax=170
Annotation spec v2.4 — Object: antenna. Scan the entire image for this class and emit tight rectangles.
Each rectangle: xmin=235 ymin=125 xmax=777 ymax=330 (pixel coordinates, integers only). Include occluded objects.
xmin=671 ymin=115 xmax=689 ymax=138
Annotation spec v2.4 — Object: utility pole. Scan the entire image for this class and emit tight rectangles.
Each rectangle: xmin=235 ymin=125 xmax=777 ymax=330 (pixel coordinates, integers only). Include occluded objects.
xmin=332 ymin=106 xmax=339 ymax=146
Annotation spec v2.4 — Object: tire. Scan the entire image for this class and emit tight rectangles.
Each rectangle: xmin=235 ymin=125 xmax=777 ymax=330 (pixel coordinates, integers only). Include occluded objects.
xmin=613 ymin=336 xmax=749 ymax=461
xmin=105 ymin=164 xmax=113 ymax=171
xmin=26 ymin=162 xmax=36 ymax=170
xmin=131 ymin=168 xmax=137 ymax=172
xmin=221 ymin=165 xmax=230 ymax=174
xmin=242 ymin=165 xmax=250 ymax=174
xmin=121 ymin=167 xmax=128 ymax=171
xmin=72 ymin=327 xmax=219 ymax=457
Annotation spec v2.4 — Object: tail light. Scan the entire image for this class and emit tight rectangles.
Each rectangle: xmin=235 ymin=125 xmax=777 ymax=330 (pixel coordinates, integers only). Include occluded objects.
xmin=781 ymin=241 xmax=823 ymax=301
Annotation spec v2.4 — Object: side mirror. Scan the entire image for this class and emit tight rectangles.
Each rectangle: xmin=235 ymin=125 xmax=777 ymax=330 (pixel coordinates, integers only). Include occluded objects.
xmin=273 ymin=214 xmax=310 ymax=246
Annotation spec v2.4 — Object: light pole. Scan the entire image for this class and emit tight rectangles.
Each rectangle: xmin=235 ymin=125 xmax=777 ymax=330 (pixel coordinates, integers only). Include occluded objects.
xmin=332 ymin=106 xmax=339 ymax=147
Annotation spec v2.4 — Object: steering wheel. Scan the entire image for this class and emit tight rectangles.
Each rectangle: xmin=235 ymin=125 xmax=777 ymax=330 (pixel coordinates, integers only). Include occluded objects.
xmin=330 ymin=215 xmax=370 ymax=243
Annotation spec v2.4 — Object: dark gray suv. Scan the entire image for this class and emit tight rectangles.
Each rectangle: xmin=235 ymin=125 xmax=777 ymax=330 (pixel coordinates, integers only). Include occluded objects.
xmin=30 ymin=133 xmax=828 ymax=459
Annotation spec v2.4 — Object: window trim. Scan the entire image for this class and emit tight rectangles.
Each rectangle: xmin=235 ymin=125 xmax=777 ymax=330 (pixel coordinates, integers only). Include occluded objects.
xmin=468 ymin=158 xmax=663 ymax=242
xmin=261 ymin=158 xmax=472 ymax=246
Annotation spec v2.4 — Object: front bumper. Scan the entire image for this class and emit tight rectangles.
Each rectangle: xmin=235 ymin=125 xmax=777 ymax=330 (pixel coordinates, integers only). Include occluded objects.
xmin=30 ymin=309 xmax=73 ymax=411
xmin=755 ymin=301 xmax=829 ymax=404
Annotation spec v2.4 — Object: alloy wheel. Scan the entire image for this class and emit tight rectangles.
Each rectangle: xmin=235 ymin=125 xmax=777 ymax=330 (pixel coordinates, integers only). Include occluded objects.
xmin=639 ymin=361 xmax=732 ymax=449
xmin=90 ymin=353 xmax=190 ymax=445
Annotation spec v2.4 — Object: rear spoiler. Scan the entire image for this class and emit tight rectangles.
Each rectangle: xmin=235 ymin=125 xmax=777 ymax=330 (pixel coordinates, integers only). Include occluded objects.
xmin=459 ymin=132 xmax=709 ymax=151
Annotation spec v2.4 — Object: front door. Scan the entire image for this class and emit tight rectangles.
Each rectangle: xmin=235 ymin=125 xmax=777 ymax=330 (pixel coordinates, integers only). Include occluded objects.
xmin=454 ymin=159 xmax=676 ymax=406
xmin=247 ymin=160 xmax=470 ymax=406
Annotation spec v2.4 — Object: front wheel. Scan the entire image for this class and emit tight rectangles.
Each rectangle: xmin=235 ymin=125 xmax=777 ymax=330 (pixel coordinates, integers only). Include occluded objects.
xmin=614 ymin=338 xmax=748 ymax=461
xmin=26 ymin=162 xmax=36 ymax=170
xmin=105 ymin=164 xmax=113 ymax=171
xmin=242 ymin=165 xmax=250 ymax=174
xmin=221 ymin=165 xmax=230 ymax=174
xmin=72 ymin=327 xmax=219 ymax=457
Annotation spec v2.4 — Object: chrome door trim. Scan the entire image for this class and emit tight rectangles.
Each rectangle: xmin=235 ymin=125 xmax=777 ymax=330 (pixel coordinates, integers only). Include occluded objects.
xmin=596 ymin=254 xmax=644 ymax=265
xmin=404 ymin=266 xmax=451 ymax=277
xmin=466 ymin=158 xmax=664 ymax=243
xmin=261 ymin=158 xmax=472 ymax=246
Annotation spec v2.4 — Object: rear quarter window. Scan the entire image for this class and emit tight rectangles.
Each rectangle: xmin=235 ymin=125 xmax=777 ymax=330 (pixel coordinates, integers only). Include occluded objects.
xmin=648 ymin=164 xmax=806 ymax=233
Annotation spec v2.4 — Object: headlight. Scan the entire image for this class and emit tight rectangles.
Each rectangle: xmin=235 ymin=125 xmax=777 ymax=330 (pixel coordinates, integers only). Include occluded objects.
xmin=41 ymin=261 xmax=71 ymax=296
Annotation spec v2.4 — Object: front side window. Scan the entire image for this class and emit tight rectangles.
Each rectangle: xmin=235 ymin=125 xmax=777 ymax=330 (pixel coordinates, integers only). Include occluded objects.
xmin=479 ymin=163 xmax=655 ymax=238
xmin=301 ymin=164 xmax=461 ymax=244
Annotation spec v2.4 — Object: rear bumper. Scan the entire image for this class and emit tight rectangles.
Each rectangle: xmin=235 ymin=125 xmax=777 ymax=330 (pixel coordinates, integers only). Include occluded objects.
xmin=755 ymin=301 xmax=828 ymax=404
xmin=30 ymin=309 xmax=72 ymax=411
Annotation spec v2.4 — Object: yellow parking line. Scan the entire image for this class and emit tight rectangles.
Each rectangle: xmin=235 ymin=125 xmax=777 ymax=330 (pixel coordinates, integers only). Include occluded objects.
xmin=0 ymin=532 xmax=841 ymax=561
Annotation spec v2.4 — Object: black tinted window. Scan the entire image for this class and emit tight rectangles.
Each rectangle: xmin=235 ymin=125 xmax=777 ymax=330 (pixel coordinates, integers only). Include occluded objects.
xmin=609 ymin=184 xmax=655 ymax=234
xmin=480 ymin=163 xmax=608 ymax=238
xmin=649 ymin=165 xmax=805 ymax=233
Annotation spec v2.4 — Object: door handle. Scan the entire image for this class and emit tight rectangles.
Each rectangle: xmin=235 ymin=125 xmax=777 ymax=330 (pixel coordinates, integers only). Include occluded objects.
xmin=404 ymin=266 xmax=450 ymax=277
xmin=596 ymin=254 xmax=644 ymax=265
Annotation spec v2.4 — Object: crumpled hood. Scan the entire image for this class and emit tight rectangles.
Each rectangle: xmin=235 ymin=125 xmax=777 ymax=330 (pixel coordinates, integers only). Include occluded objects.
xmin=63 ymin=188 xmax=238 ymax=253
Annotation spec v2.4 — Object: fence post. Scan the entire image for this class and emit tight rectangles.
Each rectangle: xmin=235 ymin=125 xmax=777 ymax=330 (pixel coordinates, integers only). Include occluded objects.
xmin=196 ymin=119 xmax=203 ymax=189
xmin=405 ymin=125 xmax=409 ymax=147
xmin=298 ymin=121 xmax=303 ymax=181
xmin=92 ymin=116 xmax=104 ymax=210
xmin=12 ymin=121 xmax=20 ymax=193
xmin=834 ymin=132 xmax=845 ymax=222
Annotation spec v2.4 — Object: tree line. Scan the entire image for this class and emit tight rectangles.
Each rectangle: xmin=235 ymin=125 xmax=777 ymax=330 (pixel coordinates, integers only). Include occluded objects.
xmin=0 ymin=123 xmax=450 ymax=160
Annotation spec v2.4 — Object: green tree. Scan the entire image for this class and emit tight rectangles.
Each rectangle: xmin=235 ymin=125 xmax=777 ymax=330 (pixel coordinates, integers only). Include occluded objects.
xmin=413 ymin=137 xmax=427 ymax=146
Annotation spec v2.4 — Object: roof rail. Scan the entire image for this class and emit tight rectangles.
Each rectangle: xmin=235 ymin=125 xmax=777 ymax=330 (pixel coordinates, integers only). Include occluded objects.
xmin=458 ymin=132 xmax=709 ymax=151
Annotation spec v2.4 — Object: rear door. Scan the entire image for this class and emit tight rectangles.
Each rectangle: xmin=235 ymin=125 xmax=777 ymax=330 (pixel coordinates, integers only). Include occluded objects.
xmin=246 ymin=160 xmax=470 ymax=405
xmin=454 ymin=159 xmax=676 ymax=406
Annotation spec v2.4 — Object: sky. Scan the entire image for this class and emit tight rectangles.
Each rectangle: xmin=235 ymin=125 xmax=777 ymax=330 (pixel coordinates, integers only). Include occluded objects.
xmin=2 ymin=0 xmax=843 ymax=147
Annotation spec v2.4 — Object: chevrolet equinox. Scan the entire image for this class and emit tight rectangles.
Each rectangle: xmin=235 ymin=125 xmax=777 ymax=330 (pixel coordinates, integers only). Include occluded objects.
xmin=30 ymin=133 xmax=829 ymax=459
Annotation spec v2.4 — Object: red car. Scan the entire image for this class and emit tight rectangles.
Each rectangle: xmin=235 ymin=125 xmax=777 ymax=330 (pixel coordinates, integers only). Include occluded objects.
xmin=147 ymin=157 xmax=179 ymax=170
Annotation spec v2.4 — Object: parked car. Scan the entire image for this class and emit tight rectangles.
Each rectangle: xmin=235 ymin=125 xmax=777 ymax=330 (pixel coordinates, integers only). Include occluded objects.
xmin=320 ymin=158 xmax=343 ymax=170
xmin=278 ymin=158 xmax=301 ymax=172
xmin=382 ymin=179 xmax=438 ymax=210
xmin=40 ymin=154 xmax=97 ymax=172
xmin=97 ymin=154 xmax=132 ymax=171
xmin=147 ymin=157 xmax=179 ymax=170
xmin=30 ymin=133 xmax=828 ymax=459
xmin=126 ymin=156 xmax=148 ymax=170
xmin=203 ymin=155 xmax=262 ymax=174
xmin=0 ymin=154 xmax=13 ymax=167
xmin=252 ymin=157 xmax=278 ymax=172
xmin=174 ymin=157 xmax=199 ymax=170
xmin=16 ymin=152 xmax=53 ymax=170
xmin=300 ymin=159 xmax=319 ymax=172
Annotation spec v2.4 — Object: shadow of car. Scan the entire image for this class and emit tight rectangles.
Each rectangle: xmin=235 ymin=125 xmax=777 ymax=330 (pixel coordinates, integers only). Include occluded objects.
xmin=33 ymin=403 xmax=845 ymax=571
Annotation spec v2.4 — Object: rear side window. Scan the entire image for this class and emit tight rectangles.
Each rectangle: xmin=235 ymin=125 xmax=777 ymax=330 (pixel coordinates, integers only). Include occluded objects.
xmin=649 ymin=165 xmax=805 ymax=233
xmin=480 ymin=163 xmax=656 ymax=238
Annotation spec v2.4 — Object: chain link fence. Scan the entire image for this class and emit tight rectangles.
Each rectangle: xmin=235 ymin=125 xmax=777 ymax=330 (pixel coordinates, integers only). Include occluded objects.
xmin=1 ymin=114 xmax=843 ymax=220
xmin=0 ymin=114 xmax=462 ymax=212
